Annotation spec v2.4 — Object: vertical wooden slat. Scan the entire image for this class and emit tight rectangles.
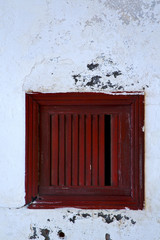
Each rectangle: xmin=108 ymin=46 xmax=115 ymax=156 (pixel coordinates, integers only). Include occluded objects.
xmin=26 ymin=95 xmax=33 ymax=202
xmin=99 ymin=114 xmax=105 ymax=186
xmin=92 ymin=115 xmax=98 ymax=186
xmin=72 ymin=114 xmax=78 ymax=186
xmin=40 ymin=108 xmax=51 ymax=186
xmin=59 ymin=114 xmax=65 ymax=186
xmin=132 ymin=99 xmax=138 ymax=200
xmin=138 ymin=95 xmax=144 ymax=208
xmin=65 ymin=114 xmax=72 ymax=186
xmin=86 ymin=114 xmax=91 ymax=186
xmin=79 ymin=114 xmax=85 ymax=186
xmin=118 ymin=111 xmax=131 ymax=188
xmin=51 ymin=114 xmax=58 ymax=186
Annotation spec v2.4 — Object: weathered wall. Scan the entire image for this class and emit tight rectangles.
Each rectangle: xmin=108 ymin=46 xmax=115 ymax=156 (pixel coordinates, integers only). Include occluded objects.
xmin=0 ymin=0 xmax=160 ymax=239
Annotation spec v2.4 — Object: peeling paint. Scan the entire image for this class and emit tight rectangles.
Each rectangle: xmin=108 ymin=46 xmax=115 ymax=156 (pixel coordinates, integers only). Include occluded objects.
xmin=81 ymin=213 xmax=91 ymax=218
xmin=106 ymin=70 xmax=122 ymax=78
xmin=114 ymin=214 xmax=123 ymax=221
xmin=86 ymin=76 xmax=102 ymax=86
xmin=131 ymin=219 xmax=136 ymax=225
xmin=69 ymin=215 xmax=76 ymax=223
xmin=98 ymin=213 xmax=114 ymax=224
xmin=87 ymin=63 xmax=99 ymax=70
xmin=29 ymin=227 xmax=38 ymax=239
xmin=40 ymin=228 xmax=50 ymax=240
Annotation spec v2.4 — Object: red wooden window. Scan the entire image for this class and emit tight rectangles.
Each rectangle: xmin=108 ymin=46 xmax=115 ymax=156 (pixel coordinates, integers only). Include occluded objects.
xmin=25 ymin=93 xmax=144 ymax=209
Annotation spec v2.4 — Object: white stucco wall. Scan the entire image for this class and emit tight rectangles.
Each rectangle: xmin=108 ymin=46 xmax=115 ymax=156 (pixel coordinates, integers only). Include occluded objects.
xmin=0 ymin=0 xmax=160 ymax=239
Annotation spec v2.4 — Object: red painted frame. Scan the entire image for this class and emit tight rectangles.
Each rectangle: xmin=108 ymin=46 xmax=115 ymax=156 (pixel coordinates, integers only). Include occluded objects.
xmin=25 ymin=92 xmax=144 ymax=209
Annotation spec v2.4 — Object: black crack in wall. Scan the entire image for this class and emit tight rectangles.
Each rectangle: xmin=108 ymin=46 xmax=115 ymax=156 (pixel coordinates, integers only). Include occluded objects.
xmin=40 ymin=228 xmax=50 ymax=240
xmin=105 ymin=233 xmax=112 ymax=240
xmin=58 ymin=230 xmax=65 ymax=238
xmin=87 ymin=63 xmax=99 ymax=70
xmin=29 ymin=227 xmax=38 ymax=239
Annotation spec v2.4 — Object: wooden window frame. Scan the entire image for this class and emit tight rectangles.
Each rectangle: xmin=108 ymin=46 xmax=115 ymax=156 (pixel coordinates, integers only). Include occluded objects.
xmin=25 ymin=92 xmax=144 ymax=209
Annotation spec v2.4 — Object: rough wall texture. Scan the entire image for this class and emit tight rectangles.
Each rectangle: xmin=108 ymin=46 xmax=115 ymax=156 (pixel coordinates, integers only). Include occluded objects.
xmin=0 ymin=0 xmax=160 ymax=239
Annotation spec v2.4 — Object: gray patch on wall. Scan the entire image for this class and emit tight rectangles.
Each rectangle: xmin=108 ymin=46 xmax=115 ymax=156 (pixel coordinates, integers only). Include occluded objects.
xmin=103 ymin=0 xmax=160 ymax=24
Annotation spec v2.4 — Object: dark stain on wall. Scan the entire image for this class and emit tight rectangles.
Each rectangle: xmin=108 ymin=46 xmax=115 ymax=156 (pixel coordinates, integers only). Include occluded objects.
xmin=58 ymin=230 xmax=65 ymax=238
xmin=106 ymin=70 xmax=122 ymax=78
xmin=98 ymin=213 xmax=114 ymax=224
xmin=40 ymin=228 xmax=50 ymax=240
xmin=124 ymin=215 xmax=130 ymax=220
xmin=72 ymin=74 xmax=81 ymax=84
xmin=73 ymin=60 xmax=124 ymax=90
xmin=72 ymin=57 xmax=151 ymax=91
xmin=29 ymin=227 xmax=38 ymax=239
xmin=68 ymin=212 xmax=136 ymax=224
xmin=113 ymin=70 xmax=122 ymax=78
xmin=105 ymin=233 xmax=112 ymax=240
xmin=86 ymin=76 xmax=102 ymax=86
xmin=87 ymin=63 xmax=99 ymax=70
xmin=105 ymin=80 xmax=124 ymax=90
xmin=69 ymin=215 xmax=76 ymax=223
xmin=131 ymin=219 xmax=136 ymax=224
xmin=81 ymin=213 xmax=91 ymax=218
xmin=73 ymin=73 xmax=124 ymax=90
xmin=142 ymin=84 xmax=149 ymax=90
xmin=101 ymin=84 xmax=108 ymax=89
xmin=114 ymin=214 xmax=123 ymax=221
